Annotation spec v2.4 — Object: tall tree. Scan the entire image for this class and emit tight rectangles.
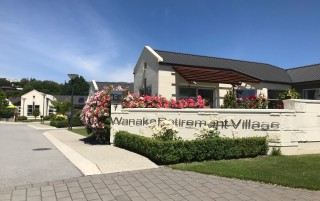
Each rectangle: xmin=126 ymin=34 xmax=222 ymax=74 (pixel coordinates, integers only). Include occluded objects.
xmin=0 ymin=78 xmax=11 ymax=87
xmin=61 ymin=76 xmax=89 ymax=95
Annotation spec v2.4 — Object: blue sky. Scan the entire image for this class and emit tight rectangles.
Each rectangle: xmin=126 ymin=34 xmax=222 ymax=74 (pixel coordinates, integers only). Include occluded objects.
xmin=1 ymin=0 xmax=319 ymax=83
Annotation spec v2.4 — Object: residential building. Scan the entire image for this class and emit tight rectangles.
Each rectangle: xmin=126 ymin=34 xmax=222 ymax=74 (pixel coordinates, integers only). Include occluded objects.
xmin=20 ymin=89 xmax=87 ymax=118
xmin=20 ymin=89 xmax=55 ymax=118
xmin=134 ymin=46 xmax=320 ymax=107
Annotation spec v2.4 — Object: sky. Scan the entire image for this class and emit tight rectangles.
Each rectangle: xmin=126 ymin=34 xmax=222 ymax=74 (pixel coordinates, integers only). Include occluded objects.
xmin=1 ymin=0 xmax=320 ymax=84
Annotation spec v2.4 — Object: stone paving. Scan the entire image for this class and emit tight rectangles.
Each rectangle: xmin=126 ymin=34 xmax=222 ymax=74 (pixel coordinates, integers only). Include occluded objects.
xmin=1 ymin=167 xmax=319 ymax=201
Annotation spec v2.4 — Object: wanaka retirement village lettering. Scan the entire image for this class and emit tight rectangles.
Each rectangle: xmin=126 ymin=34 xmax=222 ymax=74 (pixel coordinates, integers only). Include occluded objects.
xmin=111 ymin=117 xmax=280 ymax=130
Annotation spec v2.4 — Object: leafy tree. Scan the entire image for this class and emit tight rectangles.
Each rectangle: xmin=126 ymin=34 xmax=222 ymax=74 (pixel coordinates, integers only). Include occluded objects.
xmin=0 ymin=90 xmax=8 ymax=110
xmin=51 ymin=99 xmax=71 ymax=114
xmin=61 ymin=76 xmax=89 ymax=95
xmin=32 ymin=109 xmax=40 ymax=119
xmin=0 ymin=78 xmax=11 ymax=86
xmin=20 ymin=79 xmax=62 ymax=95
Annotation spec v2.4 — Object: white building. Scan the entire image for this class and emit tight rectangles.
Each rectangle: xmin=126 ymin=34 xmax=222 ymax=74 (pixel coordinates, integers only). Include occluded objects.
xmin=134 ymin=46 xmax=320 ymax=108
xmin=20 ymin=89 xmax=55 ymax=118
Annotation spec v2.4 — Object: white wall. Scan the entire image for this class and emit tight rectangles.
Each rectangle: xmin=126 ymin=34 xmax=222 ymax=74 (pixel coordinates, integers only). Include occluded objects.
xmin=134 ymin=47 xmax=160 ymax=96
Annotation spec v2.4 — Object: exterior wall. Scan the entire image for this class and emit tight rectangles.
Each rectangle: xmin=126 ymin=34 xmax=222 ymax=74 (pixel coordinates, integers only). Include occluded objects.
xmin=158 ymin=65 xmax=176 ymax=98
xmin=20 ymin=90 xmax=54 ymax=118
xmin=134 ymin=47 xmax=160 ymax=96
xmin=111 ymin=99 xmax=320 ymax=155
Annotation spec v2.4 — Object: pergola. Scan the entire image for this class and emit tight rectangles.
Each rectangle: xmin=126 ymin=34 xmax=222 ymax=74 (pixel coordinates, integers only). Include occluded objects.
xmin=173 ymin=66 xmax=260 ymax=85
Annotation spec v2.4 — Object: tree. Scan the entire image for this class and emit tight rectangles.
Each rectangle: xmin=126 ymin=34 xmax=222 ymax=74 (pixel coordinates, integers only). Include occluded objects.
xmin=0 ymin=90 xmax=8 ymax=109
xmin=32 ymin=109 xmax=40 ymax=120
xmin=61 ymin=76 xmax=89 ymax=95
xmin=0 ymin=78 xmax=11 ymax=87
xmin=51 ymin=99 xmax=71 ymax=114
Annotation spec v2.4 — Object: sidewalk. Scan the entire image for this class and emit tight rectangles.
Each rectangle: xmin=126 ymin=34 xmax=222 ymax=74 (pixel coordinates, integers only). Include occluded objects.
xmin=41 ymin=127 xmax=158 ymax=175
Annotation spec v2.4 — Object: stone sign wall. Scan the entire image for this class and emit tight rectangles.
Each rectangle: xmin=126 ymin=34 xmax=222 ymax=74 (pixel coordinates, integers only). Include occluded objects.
xmin=111 ymin=99 xmax=320 ymax=155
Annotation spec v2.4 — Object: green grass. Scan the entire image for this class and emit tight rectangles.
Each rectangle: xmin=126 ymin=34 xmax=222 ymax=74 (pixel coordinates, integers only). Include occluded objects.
xmin=171 ymin=154 xmax=320 ymax=190
xmin=69 ymin=128 xmax=90 ymax=137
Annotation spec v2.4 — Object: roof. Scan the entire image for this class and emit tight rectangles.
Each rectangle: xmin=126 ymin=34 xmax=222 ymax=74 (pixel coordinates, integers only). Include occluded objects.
xmin=95 ymin=82 xmax=134 ymax=92
xmin=287 ymin=64 xmax=320 ymax=83
xmin=54 ymin=95 xmax=88 ymax=106
xmin=154 ymin=49 xmax=293 ymax=84
xmin=8 ymin=97 xmax=21 ymax=105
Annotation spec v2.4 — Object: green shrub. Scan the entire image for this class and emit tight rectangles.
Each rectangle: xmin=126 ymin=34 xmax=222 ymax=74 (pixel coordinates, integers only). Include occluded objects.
xmin=114 ymin=131 xmax=268 ymax=165
xmin=50 ymin=119 xmax=68 ymax=128
xmin=17 ymin=116 xmax=28 ymax=121
xmin=0 ymin=108 xmax=14 ymax=118
xmin=43 ymin=116 xmax=51 ymax=120
xmin=72 ymin=110 xmax=84 ymax=127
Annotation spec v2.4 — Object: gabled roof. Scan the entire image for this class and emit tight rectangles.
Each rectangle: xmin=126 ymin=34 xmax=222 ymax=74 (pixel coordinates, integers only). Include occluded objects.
xmin=95 ymin=82 xmax=134 ymax=92
xmin=154 ymin=49 xmax=293 ymax=84
xmin=54 ymin=95 xmax=88 ymax=106
xmin=287 ymin=64 xmax=320 ymax=83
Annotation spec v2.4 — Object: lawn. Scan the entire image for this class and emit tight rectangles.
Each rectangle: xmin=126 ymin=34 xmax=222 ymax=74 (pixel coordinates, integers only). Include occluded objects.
xmin=171 ymin=154 xmax=320 ymax=191
xmin=69 ymin=128 xmax=90 ymax=137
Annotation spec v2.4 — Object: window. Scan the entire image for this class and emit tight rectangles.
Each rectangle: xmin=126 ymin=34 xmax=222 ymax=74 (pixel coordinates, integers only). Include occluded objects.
xmin=236 ymin=89 xmax=256 ymax=98
xmin=78 ymin=97 xmax=85 ymax=104
xmin=49 ymin=106 xmax=55 ymax=115
xmin=27 ymin=105 xmax=40 ymax=116
xmin=179 ymin=87 xmax=196 ymax=99
xmin=27 ymin=105 xmax=33 ymax=116
xmin=139 ymin=87 xmax=152 ymax=96
xmin=303 ymin=89 xmax=319 ymax=100
xmin=268 ymin=90 xmax=284 ymax=109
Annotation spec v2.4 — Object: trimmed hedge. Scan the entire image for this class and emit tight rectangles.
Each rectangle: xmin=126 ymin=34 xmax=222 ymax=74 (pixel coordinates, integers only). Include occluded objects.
xmin=114 ymin=131 xmax=268 ymax=165
xmin=50 ymin=120 xmax=68 ymax=128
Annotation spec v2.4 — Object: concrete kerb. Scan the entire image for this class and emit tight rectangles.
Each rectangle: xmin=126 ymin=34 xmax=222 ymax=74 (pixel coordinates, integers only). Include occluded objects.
xmin=43 ymin=131 xmax=102 ymax=175
xmin=42 ymin=129 xmax=158 ymax=176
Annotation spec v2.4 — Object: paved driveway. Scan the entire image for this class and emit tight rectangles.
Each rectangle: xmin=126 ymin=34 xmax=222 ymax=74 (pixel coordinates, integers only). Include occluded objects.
xmin=0 ymin=123 xmax=82 ymax=188
xmin=0 ymin=168 xmax=319 ymax=201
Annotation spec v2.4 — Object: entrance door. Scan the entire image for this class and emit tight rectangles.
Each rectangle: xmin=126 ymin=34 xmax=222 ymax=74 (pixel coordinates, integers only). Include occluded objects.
xmin=198 ymin=89 xmax=215 ymax=108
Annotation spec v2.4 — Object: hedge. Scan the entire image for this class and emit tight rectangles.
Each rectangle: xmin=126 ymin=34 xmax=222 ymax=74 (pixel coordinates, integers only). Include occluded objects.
xmin=114 ymin=131 xmax=268 ymax=165
xmin=50 ymin=120 xmax=68 ymax=128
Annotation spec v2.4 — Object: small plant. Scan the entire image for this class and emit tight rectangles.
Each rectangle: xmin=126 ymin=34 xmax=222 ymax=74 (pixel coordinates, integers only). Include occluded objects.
xmin=194 ymin=120 xmax=220 ymax=139
xmin=32 ymin=109 xmax=40 ymax=119
xmin=148 ymin=120 xmax=181 ymax=141
xmin=221 ymin=90 xmax=237 ymax=108
xmin=278 ymin=88 xmax=301 ymax=100
xmin=270 ymin=147 xmax=282 ymax=156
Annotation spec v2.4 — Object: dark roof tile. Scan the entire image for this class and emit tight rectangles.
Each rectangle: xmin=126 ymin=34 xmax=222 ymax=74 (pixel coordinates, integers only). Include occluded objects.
xmin=154 ymin=49 xmax=293 ymax=84
xmin=287 ymin=64 xmax=320 ymax=83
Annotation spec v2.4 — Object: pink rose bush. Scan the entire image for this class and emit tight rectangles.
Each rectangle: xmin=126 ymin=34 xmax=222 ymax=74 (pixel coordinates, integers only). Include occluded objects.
xmin=80 ymin=85 xmax=126 ymax=143
xmin=122 ymin=94 xmax=206 ymax=109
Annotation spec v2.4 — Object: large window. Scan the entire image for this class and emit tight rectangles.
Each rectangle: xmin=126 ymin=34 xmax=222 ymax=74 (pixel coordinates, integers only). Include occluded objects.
xmin=303 ymin=89 xmax=320 ymax=100
xmin=27 ymin=105 xmax=40 ymax=116
xmin=178 ymin=87 xmax=216 ymax=107
xmin=179 ymin=87 xmax=196 ymax=99
xmin=236 ymin=89 xmax=256 ymax=98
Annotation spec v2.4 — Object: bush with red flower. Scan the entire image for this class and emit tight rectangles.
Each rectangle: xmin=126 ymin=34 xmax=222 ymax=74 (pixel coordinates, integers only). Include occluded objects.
xmin=122 ymin=94 xmax=206 ymax=109
xmin=222 ymin=91 xmax=268 ymax=109
xmin=236 ymin=94 xmax=268 ymax=109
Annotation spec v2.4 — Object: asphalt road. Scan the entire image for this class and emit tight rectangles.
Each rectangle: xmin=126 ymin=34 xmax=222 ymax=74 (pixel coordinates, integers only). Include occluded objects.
xmin=0 ymin=123 xmax=82 ymax=188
